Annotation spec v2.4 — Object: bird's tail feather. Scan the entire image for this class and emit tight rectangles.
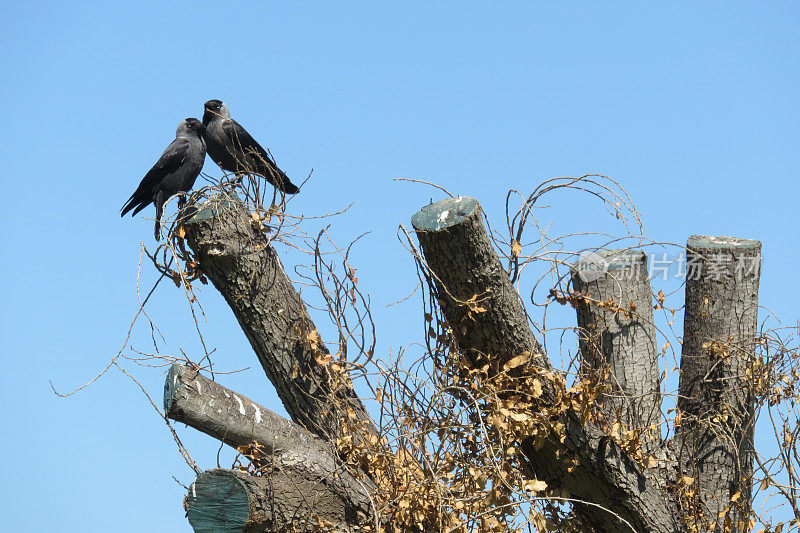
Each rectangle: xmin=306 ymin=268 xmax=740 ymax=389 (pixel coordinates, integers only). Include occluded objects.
xmin=121 ymin=190 xmax=151 ymax=217
xmin=154 ymin=190 xmax=166 ymax=241
xmin=280 ymin=176 xmax=300 ymax=194
xmin=266 ymin=168 xmax=300 ymax=194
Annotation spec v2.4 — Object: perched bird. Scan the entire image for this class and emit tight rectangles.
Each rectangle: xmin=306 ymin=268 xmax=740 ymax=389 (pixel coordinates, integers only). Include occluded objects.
xmin=202 ymin=99 xmax=299 ymax=194
xmin=121 ymin=118 xmax=206 ymax=240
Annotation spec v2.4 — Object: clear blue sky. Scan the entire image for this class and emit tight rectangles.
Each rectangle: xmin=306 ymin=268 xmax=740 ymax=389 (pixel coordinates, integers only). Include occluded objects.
xmin=1 ymin=2 xmax=797 ymax=530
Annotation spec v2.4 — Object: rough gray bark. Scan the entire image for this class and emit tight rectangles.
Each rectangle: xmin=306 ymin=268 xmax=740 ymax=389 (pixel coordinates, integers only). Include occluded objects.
xmin=164 ymin=363 xmax=374 ymax=517
xmin=676 ymin=235 xmax=761 ymax=531
xmin=183 ymin=194 xmax=376 ymax=443
xmin=185 ymin=469 xmax=365 ymax=533
xmin=572 ymin=249 xmax=661 ymax=455
xmin=412 ymin=197 xmax=683 ymax=533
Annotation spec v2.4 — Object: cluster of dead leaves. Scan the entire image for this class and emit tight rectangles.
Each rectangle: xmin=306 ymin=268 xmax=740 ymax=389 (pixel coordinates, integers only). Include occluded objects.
xmin=233 ymin=441 xmax=270 ymax=476
xmin=248 ymin=206 xmax=281 ymax=233
xmin=165 ymin=226 xmax=208 ymax=291
xmin=550 ymin=288 xmax=639 ymax=320
xmin=293 ymin=309 xmax=615 ymax=533
xmin=337 ymin=343 xmax=608 ymax=532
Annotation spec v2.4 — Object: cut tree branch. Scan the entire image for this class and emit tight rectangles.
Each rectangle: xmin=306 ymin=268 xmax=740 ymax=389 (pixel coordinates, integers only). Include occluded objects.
xmin=164 ymin=363 xmax=374 ymax=518
xmin=411 ymin=196 xmax=546 ymax=368
xmin=185 ymin=468 xmax=366 ymax=533
xmin=182 ymin=194 xmax=377 ymax=443
xmin=572 ymin=249 xmax=661 ymax=455
xmin=676 ymin=235 xmax=761 ymax=531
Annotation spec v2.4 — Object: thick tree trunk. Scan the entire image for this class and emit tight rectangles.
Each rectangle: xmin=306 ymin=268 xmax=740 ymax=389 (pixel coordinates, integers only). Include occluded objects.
xmin=185 ymin=469 xmax=365 ymax=533
xmin=412 ymin=197 xmax=683 ymax=533
xmin=676 ymin=235 xmax=761 ymax=531
xmin=183 ymin=194 xmax=376 ymax=443
xmin=164 ymin=363 xmax=374 ymax=516
xmin=572 ymin=249 xmax=661 ymax=455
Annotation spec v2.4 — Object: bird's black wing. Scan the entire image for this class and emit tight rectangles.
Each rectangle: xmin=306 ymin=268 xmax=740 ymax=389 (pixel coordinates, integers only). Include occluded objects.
xmin=221 ymin=119 xmax=299 ymax=194
xmin=121 ymin=138 xmax=190 ymax=217
xmin=221 ymin=118 xmax=271 ymax=164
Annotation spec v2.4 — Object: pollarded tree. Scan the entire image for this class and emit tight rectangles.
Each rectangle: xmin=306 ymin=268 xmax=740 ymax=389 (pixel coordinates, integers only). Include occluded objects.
xmin=109 ymin=173 xmax=798 ymax=532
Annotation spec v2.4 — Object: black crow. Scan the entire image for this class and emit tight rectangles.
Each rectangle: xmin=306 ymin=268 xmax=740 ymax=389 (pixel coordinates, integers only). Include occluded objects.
xmin=202 ymin=99 xmax=299 ymax=194
xmin=121 ymin=118 xmax=206 ymax=240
